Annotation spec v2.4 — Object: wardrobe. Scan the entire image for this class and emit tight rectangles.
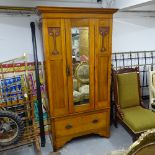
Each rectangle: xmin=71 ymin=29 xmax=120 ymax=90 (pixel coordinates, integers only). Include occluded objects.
xmin=37 ymin=6 xmax=117 ymax=150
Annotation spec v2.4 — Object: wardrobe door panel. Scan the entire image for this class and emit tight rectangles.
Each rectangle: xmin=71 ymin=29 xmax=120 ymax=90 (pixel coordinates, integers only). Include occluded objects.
xmin=65 ymin=19 xmax=95 ymax=113
xmin=95 ymin=19 xmax=112 ymax=109
xmin=43 ymin=19 xmax=69 ymax=116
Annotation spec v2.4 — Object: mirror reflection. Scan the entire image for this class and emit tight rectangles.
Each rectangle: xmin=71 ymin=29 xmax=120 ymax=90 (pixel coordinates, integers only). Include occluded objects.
xmin=71 ymin=27 xmax=90 ymax=105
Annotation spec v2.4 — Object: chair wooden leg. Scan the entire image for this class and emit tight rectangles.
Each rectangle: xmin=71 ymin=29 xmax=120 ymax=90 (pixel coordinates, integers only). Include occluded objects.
xmin=110 ymin=100 xmax=118 ymax=128
xmin=114 ymin=104 xmax=118 ymax=128
xmin=114 ymin=116 xmax=118 ymax=128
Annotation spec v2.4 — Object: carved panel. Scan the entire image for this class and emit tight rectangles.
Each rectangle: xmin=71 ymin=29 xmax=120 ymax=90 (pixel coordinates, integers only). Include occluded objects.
xmin=99 ymin=26 xmax=109 ymax=52
xmin=48 ymin=27 xmax=60 ymax=55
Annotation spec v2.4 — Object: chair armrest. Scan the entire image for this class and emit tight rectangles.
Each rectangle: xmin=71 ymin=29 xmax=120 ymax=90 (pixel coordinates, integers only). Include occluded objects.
xmin=115 ymin=103 xmax=124 ymax=119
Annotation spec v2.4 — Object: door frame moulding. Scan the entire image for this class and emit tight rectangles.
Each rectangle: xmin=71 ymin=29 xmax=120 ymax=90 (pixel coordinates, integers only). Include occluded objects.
xmin=0 ymin=6 xmax=35 ymax=15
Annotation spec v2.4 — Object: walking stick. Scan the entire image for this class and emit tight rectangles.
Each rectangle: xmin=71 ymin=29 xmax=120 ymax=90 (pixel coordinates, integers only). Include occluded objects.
xmin=30 ymin=22 xmax=46 ymax=147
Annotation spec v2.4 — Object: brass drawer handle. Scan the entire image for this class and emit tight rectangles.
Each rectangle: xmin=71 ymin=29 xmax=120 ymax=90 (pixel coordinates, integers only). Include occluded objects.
xmin=92 ymin=119 xmax=99 ymax=124
xmin=65 ymin=124 xmax=72 ymax=129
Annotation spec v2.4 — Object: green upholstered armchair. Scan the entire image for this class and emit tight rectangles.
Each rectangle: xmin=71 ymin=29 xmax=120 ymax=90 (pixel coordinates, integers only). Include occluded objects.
xmin=108 ymin=128 xmax=155 ymax=155
xmin=113 ymin=67 xmax=155 ymax=141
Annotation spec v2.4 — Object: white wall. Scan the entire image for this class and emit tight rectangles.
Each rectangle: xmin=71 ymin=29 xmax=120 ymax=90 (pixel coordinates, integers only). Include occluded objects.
xmin=0 ymin=12 xmax=155 ymax=62
xmin=0 ymin=14 xmax=43 ymax=62
xmin=113 ymin=0 xmax=152 ymax=9
xmin=0 ymin=0 xmax=152 ymax=9
xmin=112 ymin=13 xmax=155 ymax=52
xmin=0 ymin=0 xmax=100 ymax=8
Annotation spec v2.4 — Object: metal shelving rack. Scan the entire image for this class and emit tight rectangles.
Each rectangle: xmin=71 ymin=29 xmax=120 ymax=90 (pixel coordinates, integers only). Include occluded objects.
xmin=0 ymin=54 xmax=40 ymax=152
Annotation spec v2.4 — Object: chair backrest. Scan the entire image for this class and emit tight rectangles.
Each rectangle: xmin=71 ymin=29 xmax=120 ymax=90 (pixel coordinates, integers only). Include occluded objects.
xmin=126 ymin=128 xmax=155 ymax=155
xmin=113 ymin=68 xmax=141 ymax=109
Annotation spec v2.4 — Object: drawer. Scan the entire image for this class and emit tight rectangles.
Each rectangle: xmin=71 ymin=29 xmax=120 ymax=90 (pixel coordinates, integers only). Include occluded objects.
xmin=54 ymin=111 xmax=108 ymax=137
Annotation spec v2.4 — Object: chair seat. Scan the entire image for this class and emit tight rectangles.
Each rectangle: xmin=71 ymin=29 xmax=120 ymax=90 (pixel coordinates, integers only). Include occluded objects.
xmin=122 ymin=106 xmax=155 ymax=133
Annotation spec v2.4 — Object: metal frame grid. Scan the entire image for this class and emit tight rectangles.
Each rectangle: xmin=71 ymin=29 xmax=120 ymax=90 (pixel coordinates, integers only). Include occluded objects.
xmin=0 ymin=55 xmax=40 ymax=152
xmin=112 ymin=50 xmax=155 ymax=99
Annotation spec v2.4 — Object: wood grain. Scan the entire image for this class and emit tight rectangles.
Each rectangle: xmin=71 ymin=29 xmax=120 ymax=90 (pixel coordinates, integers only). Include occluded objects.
xmin=38 ymin=6 xmax=117 ymax=150
xmin=42 ymin=19 xmax=69 ymax=117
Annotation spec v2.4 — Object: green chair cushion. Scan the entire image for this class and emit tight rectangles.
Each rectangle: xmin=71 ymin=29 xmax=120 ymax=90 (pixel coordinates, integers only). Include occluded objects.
xmin=117 ymin=72 xmax=140 ymax=108
xmin=122 ymin=106 xmax=155 ymax=133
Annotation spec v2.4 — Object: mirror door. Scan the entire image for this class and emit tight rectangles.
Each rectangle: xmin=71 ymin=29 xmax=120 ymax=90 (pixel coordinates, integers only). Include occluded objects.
xmin=65 ymin=19 xmax=94 ymax=113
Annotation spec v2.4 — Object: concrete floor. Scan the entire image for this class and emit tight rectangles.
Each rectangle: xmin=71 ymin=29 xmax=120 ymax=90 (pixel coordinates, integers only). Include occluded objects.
xmin=1 ymin=124 xmax=132 ymax=155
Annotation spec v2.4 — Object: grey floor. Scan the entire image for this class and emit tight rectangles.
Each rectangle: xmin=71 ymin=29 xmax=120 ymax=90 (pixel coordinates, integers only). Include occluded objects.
xmin=1 ymin=124 xmax=132 ymax=155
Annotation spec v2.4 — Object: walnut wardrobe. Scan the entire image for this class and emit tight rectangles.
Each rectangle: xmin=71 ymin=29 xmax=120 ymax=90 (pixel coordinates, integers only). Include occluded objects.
xmin=37 ymin=6 xmax=117 ymax=150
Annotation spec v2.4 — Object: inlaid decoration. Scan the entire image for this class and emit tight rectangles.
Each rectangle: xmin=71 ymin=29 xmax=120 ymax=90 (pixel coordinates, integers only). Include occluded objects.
xmin=48 ymin=27 xmax=60 ymax=55
xmin=99 ymin=26 xmax=109 ymax=52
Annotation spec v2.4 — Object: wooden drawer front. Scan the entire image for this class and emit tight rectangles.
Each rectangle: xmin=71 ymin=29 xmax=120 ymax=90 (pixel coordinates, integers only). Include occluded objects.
xmin=55 ymin=111 xmax=108 ymax=137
